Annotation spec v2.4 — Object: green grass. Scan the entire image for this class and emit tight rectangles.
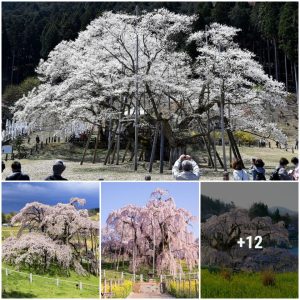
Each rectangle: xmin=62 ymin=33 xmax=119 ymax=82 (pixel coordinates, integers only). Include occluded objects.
xmin=201 ymin=269 xmax=298 ymax=298
xmin=2 ymin=226 xmax=24 ymax=240
xmin=2 ymin=266 xmax=99 ymax=298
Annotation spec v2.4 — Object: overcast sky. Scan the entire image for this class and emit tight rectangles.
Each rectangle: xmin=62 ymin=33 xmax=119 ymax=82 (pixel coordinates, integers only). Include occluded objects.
xmin=201 ymin=183 xmax=298 ymax=212
xmin=2 ymin=182 xmax=99 ymax=213
xmin=101 ymin=182 xmax=199 ymax=238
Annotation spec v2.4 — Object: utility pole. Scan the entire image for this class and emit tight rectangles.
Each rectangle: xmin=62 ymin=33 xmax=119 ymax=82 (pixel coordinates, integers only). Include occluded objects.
xmin=152 ymin=217 xmax=155 ymax=275
xmin=228 ymin=102 xmax=232 ymax=165
xmin=219 ymin=44 xmax=227 ymax=172
xmin=134 ymin=5 xmax=139 ymax=171
xmin=220 ymin=82 xmax=227 ymax=172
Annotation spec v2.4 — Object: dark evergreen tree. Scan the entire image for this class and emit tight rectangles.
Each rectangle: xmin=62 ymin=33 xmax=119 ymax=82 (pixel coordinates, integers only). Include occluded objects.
xmin=248 ymin=202 xmax=269 ymax=219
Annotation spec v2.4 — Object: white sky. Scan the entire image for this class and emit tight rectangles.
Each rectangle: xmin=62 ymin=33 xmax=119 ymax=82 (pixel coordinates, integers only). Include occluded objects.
xmin=202 ymin=182 xmax=298 ymax=212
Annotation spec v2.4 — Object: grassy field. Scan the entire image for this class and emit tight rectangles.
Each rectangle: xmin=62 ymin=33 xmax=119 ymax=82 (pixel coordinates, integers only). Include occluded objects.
xmin=2 ymin=265 xmax=99 ymax=298
xmin=2 ymin=226 xmax=25 ymax=240
xmin=201 ymin=269 xmax=298 ymax=298
xmin=2 ymin=139 xmax=298 ymax=181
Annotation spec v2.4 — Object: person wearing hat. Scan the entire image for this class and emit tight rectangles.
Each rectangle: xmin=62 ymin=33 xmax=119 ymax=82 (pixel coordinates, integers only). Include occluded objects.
xmin=45 ymin=160 xmax=68 ymax=181
xmin=172 ymin=154 xmax=200 ymax=180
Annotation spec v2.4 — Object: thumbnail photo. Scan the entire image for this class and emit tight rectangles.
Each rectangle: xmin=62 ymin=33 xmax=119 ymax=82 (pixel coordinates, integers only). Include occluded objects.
xmin=201 ymin=182 xmax=298 ymax=298
xmin=2 ymin=182 xmax=100 ymax=298
xmin=101 ymin=182 xmax=199 ymax=298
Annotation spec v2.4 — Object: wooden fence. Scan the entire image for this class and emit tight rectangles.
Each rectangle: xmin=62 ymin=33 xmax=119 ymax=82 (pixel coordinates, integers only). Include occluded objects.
xmin=2 ymin=268 xmax=99 ymax=293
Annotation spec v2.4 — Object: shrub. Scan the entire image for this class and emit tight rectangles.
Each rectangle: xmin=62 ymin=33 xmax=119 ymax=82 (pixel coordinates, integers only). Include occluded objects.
xmin=234 ymin=131 xmax=256 ymax=144
xmin=261 ymin=270 xmax=276 ymax=286
xmin=101 ymin=280 xmax=132 ymax=298
xmin=167 ymin=279 xmax=199 ymax=298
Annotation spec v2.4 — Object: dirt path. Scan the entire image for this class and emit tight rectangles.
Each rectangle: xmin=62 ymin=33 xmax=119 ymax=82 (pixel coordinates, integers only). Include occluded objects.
xmin=128 ymin=292 xmax=174 ymax=298
xmin=127 ymin=282 xmax=174 ymax=298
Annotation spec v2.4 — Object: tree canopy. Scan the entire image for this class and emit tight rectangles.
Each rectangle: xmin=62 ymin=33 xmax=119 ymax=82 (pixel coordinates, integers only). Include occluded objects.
xmin=12 ymin=9 xmax=288 ymax=145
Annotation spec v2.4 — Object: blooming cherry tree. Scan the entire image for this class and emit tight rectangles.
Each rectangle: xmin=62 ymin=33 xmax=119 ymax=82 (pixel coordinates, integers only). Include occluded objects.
xmin=102 ymin=188 xmax=198 ymax=275
xmin=4 ymin=198 xmax=99 ymax=276
xmin=12 ymin=10 xmax=288 ymax=162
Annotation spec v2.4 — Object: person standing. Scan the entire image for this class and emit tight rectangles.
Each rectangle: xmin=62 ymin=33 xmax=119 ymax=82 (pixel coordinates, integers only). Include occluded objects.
xmin=289 ymin=157 xmax=299 ymax=181
xmin=232 ymin=159 xmax=249 ymax=181
xmin=251 ymin=159 xmax=266 ymax=181
xmin=270 ymin=158 xmax=292 ymax=180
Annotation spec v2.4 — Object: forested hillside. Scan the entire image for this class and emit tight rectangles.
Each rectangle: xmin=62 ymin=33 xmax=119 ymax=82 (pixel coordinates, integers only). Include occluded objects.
xmin=2 ymin=2 xmax=298 ymax=97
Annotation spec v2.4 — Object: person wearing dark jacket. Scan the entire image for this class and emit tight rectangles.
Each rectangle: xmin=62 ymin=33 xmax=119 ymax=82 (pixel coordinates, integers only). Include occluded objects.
xmin=5 ymin=161 xmax=30 ymax=181
xmin=45 ymin=160 xmax=68 ymax=181
xmin=251 ymin=158 xmax=266 ymax=180
xmin=270 ymin=158 xmax=291 ymax=180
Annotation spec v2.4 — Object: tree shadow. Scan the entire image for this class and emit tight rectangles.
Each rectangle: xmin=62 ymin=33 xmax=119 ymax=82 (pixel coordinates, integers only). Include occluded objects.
xmin=2 ymin=290 xmax=37 ymax=298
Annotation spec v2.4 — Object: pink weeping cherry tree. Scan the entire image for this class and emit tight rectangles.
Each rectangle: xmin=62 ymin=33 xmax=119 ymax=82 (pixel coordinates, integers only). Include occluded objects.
xmin=2 ymin=198 xmax=99 ymax=276
xmin=201 ymin=208 xmax=296 ymax=271
xmin=102 ymin=188 xmax=199 ymax=275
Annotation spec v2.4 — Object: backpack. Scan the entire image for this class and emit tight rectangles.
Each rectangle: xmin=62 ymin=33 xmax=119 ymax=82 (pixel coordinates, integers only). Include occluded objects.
xmin=270 ymin=168 xmax=280 ymax=181
xmin=256 ymin=172 xmax=266 ymax=181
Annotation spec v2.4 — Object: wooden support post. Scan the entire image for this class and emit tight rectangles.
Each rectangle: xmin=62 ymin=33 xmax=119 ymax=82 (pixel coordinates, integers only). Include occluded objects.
xmin=29 ymin=273 xmax=33 ymax=283
xmin=104 ymin=279 xmax=107 ymax=298
xmin=116 ymin=115 xmax=121 ymax=165
xmin=159 ymin=121 xmax=164 ymax=174
xmin=111 ymin=142 xmax=117 ymax=164
xmin=80 ymin=125 xmax=95 ymax=165
xmin=92 ymin=125 xmax=101 ymax=164
xmin=109 ymin=279 xmax=112 ymax=294
xmin=122 ymin=141 xmax=130 ymax=163
xmin=138 ymin=149 xmax=144 ymax=161
xmin=168 ymin=148 xmax=173 ymax=170
xmin=198 ymin=120 xmax=214 ymax=168
xmin=104 ymin=123 xmax=119 ymax=165
xmin=148 ymin=122 xmax=159 ymax=172
xmin=56 ymin=278 xmax=59 ymax=287
xmin=226 ymin=128 xmax=244 ymax=168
